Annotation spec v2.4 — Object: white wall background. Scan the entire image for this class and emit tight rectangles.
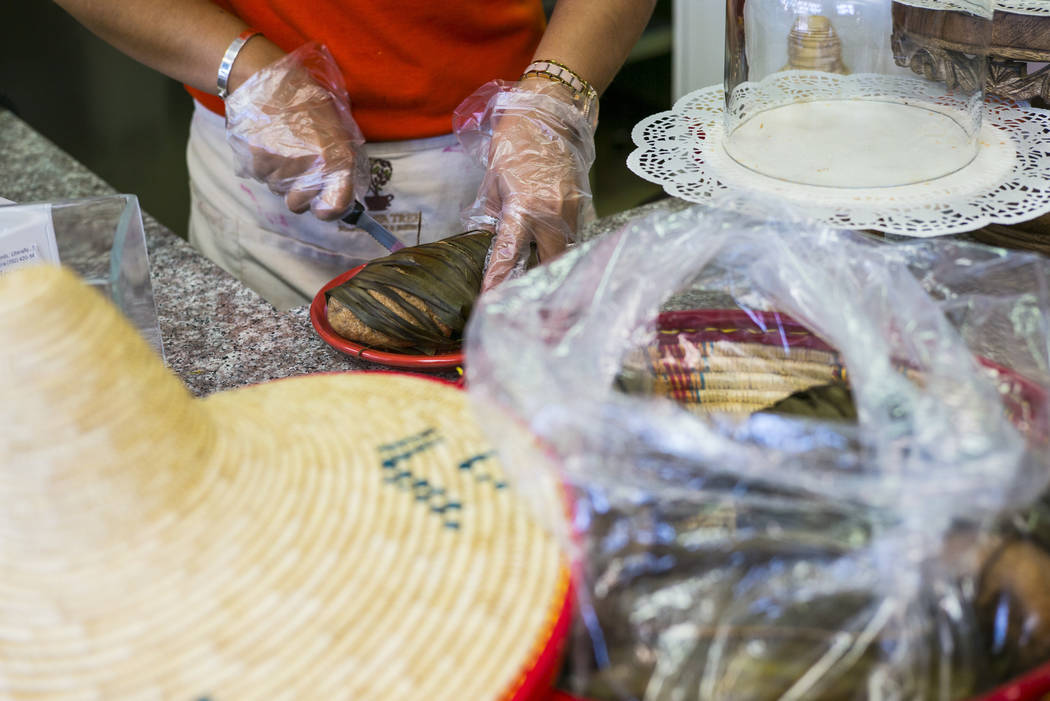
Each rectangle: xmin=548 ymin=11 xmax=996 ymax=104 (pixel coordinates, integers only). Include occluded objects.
xmin=672 ymin=0 xmax=897 ymax=101
xmin=673 ymin=0 xmax=726 ymax=100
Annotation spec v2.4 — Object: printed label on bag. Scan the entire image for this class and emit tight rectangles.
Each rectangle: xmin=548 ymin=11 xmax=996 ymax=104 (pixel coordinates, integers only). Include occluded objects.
xmin=0 ymin=204 xmax=59 ymax=274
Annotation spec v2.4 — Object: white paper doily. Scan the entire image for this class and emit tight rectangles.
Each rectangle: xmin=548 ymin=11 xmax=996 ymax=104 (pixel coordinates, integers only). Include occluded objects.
xmin=891 ymin=0 xmax=994 ymax=15
xmin=893 ymin=0 xmax=1047 ymax=14
xmin=627 ymin=81 xmax=1050 ymax=236
xmin=998 ymin=0 xmax=1050 ymax=14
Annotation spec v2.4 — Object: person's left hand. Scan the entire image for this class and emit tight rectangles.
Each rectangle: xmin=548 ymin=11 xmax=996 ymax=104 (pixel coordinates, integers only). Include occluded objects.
xmin=454 ymin=79 xmax=598 ymax=292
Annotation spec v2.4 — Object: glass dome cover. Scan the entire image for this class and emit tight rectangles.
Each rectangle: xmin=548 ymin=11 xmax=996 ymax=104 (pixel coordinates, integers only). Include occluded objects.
xmin=723 ymin=0 xmax=994 ymax=188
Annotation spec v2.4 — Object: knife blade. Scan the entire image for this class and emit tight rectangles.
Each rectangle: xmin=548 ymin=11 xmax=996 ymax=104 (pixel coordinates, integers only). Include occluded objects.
xmin=341 ymin=200 xmax=405 ymax=252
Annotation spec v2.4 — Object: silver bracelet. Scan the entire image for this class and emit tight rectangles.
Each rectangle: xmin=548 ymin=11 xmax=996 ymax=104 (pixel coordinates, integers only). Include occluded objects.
xmin=216 ymin=29 xmax=262 ymax=99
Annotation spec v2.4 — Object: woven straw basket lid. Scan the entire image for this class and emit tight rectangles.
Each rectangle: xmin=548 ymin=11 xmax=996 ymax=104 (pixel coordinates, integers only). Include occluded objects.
xmin=623 ymin=337 xmax=846 ymax=415
xmin=0 ymin=265 xmax=568 ymax=700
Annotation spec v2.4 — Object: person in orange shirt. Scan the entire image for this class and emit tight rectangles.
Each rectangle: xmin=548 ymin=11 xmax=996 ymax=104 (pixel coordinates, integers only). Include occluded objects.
xmin=53 ymin=0 xmax=657 ymax=310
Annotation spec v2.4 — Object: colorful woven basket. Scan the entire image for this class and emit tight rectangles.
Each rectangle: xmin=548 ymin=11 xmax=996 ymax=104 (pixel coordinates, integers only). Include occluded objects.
xmin=623 ymin=310 xmax=1049 ymax=443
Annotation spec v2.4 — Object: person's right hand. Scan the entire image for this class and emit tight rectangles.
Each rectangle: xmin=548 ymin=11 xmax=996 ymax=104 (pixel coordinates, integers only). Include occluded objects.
xmin=224 ymin=43 xmax=369 ymax=221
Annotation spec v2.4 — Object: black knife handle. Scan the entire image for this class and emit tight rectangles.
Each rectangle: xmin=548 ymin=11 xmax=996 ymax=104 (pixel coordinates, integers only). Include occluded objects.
xmin=342 ymin=200 xmax=366 ymax=226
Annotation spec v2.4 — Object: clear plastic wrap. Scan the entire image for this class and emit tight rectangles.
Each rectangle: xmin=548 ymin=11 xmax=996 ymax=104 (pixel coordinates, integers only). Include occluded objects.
xmin=225 ymin=42 xmax=369 ymax=220
xmin=453 ymin=79 xmax=598 ymax=292
xmin=0 ymin=195 xmax=162 ymax=358
xmin=464 ymin=196 xmax=1050 ymax=700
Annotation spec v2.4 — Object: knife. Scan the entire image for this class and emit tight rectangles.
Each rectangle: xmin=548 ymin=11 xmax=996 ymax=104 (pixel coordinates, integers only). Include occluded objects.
xmin=341 ymin=200 xmax=405 ymax=252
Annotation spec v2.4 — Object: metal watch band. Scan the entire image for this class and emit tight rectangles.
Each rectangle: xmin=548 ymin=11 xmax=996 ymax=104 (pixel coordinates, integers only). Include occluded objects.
xmin=520 ymin=59 xmax=599 ymax=126
xmin=216 ymin=29 xmax=262 ymax=99
xmin=521 ymin=59 xmax=598 ymax=102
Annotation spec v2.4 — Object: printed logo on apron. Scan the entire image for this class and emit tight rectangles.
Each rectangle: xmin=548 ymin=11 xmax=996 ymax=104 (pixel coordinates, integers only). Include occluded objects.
xmin=365 ymin=158 xmax=395 ymax=211
xmin=365 ymin=157 xmax=422 ymax=246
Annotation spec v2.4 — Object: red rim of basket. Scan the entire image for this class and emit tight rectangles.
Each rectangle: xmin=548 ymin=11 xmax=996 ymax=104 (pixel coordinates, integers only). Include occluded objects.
xmin=973 ymin=660 xmax=1050 ymax=701
xmin=310 ymin=265 xmax=465 ymax=369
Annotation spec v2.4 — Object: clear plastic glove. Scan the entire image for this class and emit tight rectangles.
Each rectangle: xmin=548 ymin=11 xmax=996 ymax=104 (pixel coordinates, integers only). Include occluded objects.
xmin=224 ymin=42 xmax=369 ymax=220
xmin=454 ymin=79 xmax=598 ymax=292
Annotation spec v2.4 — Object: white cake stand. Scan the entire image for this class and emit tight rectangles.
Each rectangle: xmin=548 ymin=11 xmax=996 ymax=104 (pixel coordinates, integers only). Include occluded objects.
xmin=627 ymin=73 xmax=1050 ymax=237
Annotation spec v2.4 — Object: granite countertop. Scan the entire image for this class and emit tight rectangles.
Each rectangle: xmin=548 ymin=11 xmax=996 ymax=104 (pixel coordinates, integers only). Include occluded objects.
xmin=0 ymin=109 xmax=378 ymax=395
xmin=0 ymin=109 xmax=672 ymax=395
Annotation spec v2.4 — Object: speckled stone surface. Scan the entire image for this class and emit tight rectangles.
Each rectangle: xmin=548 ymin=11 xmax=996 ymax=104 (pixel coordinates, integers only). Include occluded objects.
xmin=0 ymin=109 xmax=675 ymax=395
xmin=0 ymin=110 xmax=449 ymax=394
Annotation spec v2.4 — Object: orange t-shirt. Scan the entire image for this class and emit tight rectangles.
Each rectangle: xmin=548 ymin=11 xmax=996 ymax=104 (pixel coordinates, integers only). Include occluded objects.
xmin=187 ymin=1 xmax=546 ymax=142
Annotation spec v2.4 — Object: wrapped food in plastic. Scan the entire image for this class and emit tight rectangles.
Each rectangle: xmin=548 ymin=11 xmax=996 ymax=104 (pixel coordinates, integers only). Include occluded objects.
xmin=463 ymin=197 xmax=1050 ymax=700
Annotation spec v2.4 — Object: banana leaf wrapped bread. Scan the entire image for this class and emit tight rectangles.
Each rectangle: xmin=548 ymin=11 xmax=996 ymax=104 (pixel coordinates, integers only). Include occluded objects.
xmin=325 ymin=231 xmax=494 ymax=353
xmin=762 ymin=381 xmax=858 ymax=421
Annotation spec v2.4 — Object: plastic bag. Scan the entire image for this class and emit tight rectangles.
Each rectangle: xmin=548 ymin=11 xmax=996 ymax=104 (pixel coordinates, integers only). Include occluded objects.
xmin=464 ymin=196 xmax=1050 ymax=700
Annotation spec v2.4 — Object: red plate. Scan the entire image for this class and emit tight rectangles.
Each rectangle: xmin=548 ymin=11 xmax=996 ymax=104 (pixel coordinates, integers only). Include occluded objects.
xmin=310 ymin=264 xmax=465 ymax=369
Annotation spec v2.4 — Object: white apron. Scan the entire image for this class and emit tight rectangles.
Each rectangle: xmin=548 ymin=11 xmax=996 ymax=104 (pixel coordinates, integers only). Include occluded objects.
xmin=186 ymin=101 xmax=484 ymax=310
